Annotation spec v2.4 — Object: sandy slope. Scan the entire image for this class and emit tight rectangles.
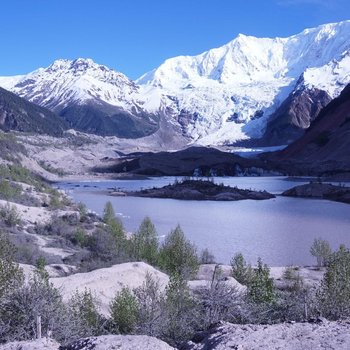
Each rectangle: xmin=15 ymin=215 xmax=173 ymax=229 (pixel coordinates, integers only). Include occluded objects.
xmin=51 ymin=262 xmax=169 ymax=315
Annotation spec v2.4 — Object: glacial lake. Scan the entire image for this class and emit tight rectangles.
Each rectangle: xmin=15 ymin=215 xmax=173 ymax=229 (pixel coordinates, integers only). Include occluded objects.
xmin=56 ymin=177 xmax=350 ymax=266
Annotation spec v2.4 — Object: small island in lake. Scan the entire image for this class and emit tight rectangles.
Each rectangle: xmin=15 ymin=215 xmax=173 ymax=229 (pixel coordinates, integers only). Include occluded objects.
xmin=109 ymin=179 xmax=276 ymax=201
xmin=282 ymin=182 xmax=350 ymax=204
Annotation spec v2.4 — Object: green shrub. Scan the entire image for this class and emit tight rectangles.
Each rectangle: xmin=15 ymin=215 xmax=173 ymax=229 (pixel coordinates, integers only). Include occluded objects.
xmin=310 ymin=238 xmax=332 ymax=268
xmin=132 ymin=217 xmax=159 ymax=265
xmin=0 ymin=202 xmax=21 ymax=226
xmin=248 ymin=258 xmax=275 ymax=304
xmin=158 ymin=225 xmax=199 ymax=279
xmin=110 ymin=287 xmax=139 ymax=334
xmin=230 ymin=252 xmax=254 ymax=285
xmin=316 ymin=245 xmax=350 ymax=319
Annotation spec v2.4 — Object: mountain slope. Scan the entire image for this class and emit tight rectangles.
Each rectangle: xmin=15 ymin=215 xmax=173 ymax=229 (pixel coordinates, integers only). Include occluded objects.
xmin=0 ymin=87 xmax=67 ymax=136
xmin=0 ymin=59 xmax=162 ymax=138
xmin=275 ymin=84 xmax=350 ymax=173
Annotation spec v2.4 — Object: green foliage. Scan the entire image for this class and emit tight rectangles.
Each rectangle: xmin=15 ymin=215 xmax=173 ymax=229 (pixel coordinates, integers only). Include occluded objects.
xmin=69 ymin=288 xmax=104 ymax=335
xmin=310 ymin=238 xmax=332 ymax=268
xmin=159 ymin=225 xmax=199 ymax=279
xmin=248 ymin=258 xmax=276 ymax=304
xmin=0 ymin=232 xmax=23 ymax=299
xmin=110 ymin=287 xmax=139 ymax=334
xmin=162 ymin=273 xmax=198 ymax=345
xmin=103 ymin=201 xmax=116 ymax=225
xmin=72 ymin=228 xmax=88 ymax=247
xmin=35 ymin=256 xmax=49 ymax=280
xmin=230 ymin=252 xmax=254 ymax=285
xmin=0 ymin=180 xmax=21 ymax=200
xmin=0 ymin=202 xmax=21 ymax=226
xmin=133 ymin=217 xmax=159 ymax=265
xmin=316 ymin=245 xmax=350 ymax=319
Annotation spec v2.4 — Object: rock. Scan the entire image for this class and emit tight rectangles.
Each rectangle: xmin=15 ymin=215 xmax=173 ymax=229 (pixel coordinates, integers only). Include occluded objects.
xmin=282 ymin=183 xmax=350 ymax=204
xmin=0 ymin=335 xmax=175 ymax=350
xmin=185 ymin=320 xmax=350 ymax=350
xmin=0 ymin=338 xmax=60 ymax=350
xmin=60 ymin=335 xmax=174 ymax=350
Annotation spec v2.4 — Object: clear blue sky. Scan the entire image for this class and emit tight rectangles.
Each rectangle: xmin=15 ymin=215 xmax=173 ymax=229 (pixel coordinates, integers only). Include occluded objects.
xmin=0 ymin=0 xmax=349 ymax=79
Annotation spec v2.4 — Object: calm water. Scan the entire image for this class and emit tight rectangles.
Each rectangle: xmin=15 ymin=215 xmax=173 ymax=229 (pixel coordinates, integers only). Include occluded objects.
xmin=57 ymin=177 xmax=350 ymax=266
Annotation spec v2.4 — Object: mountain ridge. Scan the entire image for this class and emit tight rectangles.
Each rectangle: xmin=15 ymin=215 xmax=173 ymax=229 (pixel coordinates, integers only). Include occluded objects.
xmin=1 ymin=20 xmax=350 ymax=144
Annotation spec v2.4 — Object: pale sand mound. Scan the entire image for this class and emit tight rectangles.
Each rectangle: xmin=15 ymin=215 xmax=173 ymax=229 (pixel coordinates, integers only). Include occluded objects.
xmin=0 ymin=335 xmax=174 ymax=350
xmin=51 ymin=262 xmax=169 ymax=315
xmin=185 ymin=320 xmax=350 ymax=350
xmin=61 ymin=335 xmax=174 ymax=350
xmin=0 ymin=338 xmax=59 ymax=350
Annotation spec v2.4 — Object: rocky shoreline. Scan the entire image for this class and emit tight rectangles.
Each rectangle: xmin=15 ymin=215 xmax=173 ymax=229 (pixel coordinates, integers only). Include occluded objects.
xmin=282 ymin=182 xmax=350 ymax=204
xmin=109 ymin=179 xmax=276 ymax=201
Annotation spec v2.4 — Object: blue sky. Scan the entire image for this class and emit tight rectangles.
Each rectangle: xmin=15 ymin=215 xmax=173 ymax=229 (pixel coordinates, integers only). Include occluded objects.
xmin=0 ymin=0 xmax=349 ymax=79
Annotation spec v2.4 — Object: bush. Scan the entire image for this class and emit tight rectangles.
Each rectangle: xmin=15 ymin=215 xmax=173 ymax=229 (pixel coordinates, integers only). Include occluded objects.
xmin=316 ymin=245 xmax=350 ymax=319
xmin=0 ymin=180 xmax=21 ymax=201
xmin=133 ymin=273 xmax=165 ymax=337
xmin=158 ymin=225 xmax=199 ymax=279
xmin=110 ymin=287 xmax=139 ymax=334
xmin=196 ymin=266 xmax=242 ymax=328
xmin=0 ymin=203 xmax=21 ymax=227
xmin=0 ymin=275 xmax=86 ymax=344
xmin=248 ymin=258 xmax=275 ymax=304
xmin=230 ymin=252 xmax=254 ymax=285
xmin=310 ymin=238 xmax=332 ymax=268
xmin=69 ymin=289 xmax=105 ymax=335
xmin=0 ymin=232 xmax=23 ymax=299
xmin=132 ymin=217 xmax=159 ymax=265
xmin=161 ymin=273 xmax=198 ymax=346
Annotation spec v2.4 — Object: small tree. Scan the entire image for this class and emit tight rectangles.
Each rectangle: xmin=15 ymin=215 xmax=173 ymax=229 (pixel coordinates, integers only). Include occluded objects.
xmin=110 ymin=287 xmax=139 ymax=334
xmin=310 ymin=238 xmax=332 ymax=268
xmin=248 ymin=258 xmax=275 ymax=304
xmin=0 ymin=231 xmax=23 ymax=299
xmin=162 ymin=273 xmax=198 ymax=345
xmin=133 ymin=273 xmax=165 ymax=337
xmin=103 ymin=201 xmax=116 ymax=225
xmin=196 ymin=266 xmax=242 ymax=328
xmin=0 ymin=203 xmax=21 ymax=227
xmin=230 ymin=252 xmax=253 ymax=285
xmin=159 ymin=225 xmax=199 ymax=279
xmin=69 ymin=288 xmax=104 ymax=335
xmin=102 ymin=201 xmax=127 ymax=256
xmin=133 ymin=217 xmax=159 ymax=266
xmin=316 ymin=245 xmax=350 ymax=319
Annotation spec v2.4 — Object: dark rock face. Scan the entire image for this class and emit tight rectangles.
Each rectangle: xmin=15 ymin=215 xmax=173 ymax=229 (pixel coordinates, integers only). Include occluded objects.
xmin=116 ymin=179 xmax=275 ymax=201
xmin=261 ymin=87 xmax=332 ymax=146
xmin=282 ymin=183 xmax=350 ymax=204
xmin=59 ymin=100 xmax=159 ymax=138
xmin=0 ymin=87 xmax=67 ymax=136
xmin=272 ymin=84 xmax=350 ymax=174
xmin=94 ymin=146 xmax=281 ymax=177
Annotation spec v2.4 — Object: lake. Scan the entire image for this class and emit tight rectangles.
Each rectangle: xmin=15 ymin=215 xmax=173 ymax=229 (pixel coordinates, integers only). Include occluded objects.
xmin=56 ymin=177 xmax=350 ymax=266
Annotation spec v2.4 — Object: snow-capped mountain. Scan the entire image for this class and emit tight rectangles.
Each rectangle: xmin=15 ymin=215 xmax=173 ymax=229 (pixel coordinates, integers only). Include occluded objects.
xmin=1 ymin=20 xmax=350 ymax=145
xmin=137 ymin=20 xmax=350 ymax=145
xmin=0 ymin=58 xmax=164 ymax=138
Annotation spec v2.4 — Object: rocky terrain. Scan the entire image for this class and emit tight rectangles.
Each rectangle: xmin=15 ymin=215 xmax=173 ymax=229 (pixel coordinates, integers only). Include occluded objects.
xmin=1 ymin=335 xmax=175 ymax=350
xmin=112 ymin=179 xmax=275 ymax=201
xmin=282 ymin=182 xmax=350 ymax=204
xmin=269 ymin=83 xmax=350 ymax=175
xmin=184 ymin=320 xmax=350 ymax=350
